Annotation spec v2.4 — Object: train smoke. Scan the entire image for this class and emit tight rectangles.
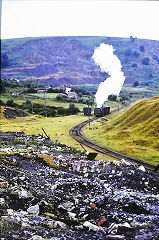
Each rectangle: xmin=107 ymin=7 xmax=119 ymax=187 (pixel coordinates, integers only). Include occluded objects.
xmin=92 ymin=43 xmax=125 ymax=108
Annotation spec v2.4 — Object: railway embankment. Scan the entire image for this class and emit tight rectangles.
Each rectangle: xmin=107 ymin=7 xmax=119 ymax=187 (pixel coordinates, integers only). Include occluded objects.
xmin=0 ymin=132 xmax=159 ymax=240
xmin=81 ymin=96 xmax=159 ymax=165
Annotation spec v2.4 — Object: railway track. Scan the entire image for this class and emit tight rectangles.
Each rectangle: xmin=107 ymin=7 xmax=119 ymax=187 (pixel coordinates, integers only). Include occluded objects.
xmin=70 ymin=117 xmax=158 ymax=172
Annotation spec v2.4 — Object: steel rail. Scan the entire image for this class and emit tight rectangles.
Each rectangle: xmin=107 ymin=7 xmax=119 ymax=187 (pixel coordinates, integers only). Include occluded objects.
xmin=69 ymin=117 xmax=157 ymax=171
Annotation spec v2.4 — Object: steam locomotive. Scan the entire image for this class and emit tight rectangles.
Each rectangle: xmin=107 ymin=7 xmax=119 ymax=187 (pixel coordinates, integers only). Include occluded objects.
xmin=83 ymin=107 xmax=92 ymax=116
xmin=83 ymin=106 xmax=110 ymax=117
xmin=94 ymin=106 xmax=110 ymax=117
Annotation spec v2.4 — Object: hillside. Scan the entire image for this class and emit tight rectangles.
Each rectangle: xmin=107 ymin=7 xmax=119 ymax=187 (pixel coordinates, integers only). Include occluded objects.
xmin=1 ymin=36 xmax=159 ymax=87
xmin=84 ymin=96 xmax=159 ymax=164
xmin=111 ymin=96 xmax=159 ymax=139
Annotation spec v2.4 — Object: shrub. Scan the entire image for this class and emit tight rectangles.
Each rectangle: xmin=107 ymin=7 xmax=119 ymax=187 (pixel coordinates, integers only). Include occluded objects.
xmin=108 ymin=94 xmax=117 ymax=101
xmin=67 ymin=104 xmax=80 ymax=115
xmin=0 ymin=80 xmax=6 ymax=93
xmin=149 ymin=74 xmax=153 ymax=78
xmin=0 ymin=99 xmax=5 ymax=106
xmin=57 ymin=107 xmax=66 ymax=115
xmin=56 ymin=95 xmax=67 ymax=101
xmin=78 ymin=92 xmax=83 ymax=98
xmin=133 ymin=51 xmax=140 ymax=58
xmin=132 ymin=63 xmax=137 ymax=68
xmin=69 ymin=103 xmax=75 ymax=110
xmin=47 ymin=88 xmax=63 ymax=93
xmin=153 ymin=55 xmax=158 ymax=60
xmin=142 ymin=57 xmax=150 ymax=65
xmin=27 ymin=88 xmax=37 ymax=93
xmin=133 ymin=81 xmax=139 ymax=87
xmin=139 ymin=45 xmax=145 ymax=52
xmin=6 ymin=98 xmax=16 ymax=107
xmin=119 ymin=90 xmax=130 ymax=101
xmin=49 ymin=109 xmax=56 ymax=117
xmin=78 ymin=98 xmax=85 ymax=104
xmin=130 ymin=36 xmax=135 ymax=42
xmin=25 ymin=99 xmax=32 ymax=105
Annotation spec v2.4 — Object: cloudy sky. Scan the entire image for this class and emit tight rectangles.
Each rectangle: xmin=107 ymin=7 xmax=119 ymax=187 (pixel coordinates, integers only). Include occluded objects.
xmin=1 ymin=0 xmax=159 ymax=40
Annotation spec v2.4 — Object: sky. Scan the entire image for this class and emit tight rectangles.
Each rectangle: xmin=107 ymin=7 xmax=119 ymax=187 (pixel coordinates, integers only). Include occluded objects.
xmin=1 ymin=0 xmax=159 ymax=41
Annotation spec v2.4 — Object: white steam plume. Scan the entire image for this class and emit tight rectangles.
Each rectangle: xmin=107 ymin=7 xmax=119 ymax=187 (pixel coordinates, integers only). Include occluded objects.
xmin=92 ymin=43 xmax=125 ymax=108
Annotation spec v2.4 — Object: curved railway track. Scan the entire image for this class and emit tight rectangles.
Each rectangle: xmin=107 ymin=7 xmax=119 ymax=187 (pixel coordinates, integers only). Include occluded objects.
xmin=70 ymin=117 xmax=158 ymax=172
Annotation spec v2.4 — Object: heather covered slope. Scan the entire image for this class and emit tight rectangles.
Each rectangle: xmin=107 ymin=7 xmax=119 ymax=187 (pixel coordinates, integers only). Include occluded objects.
xmin=84 ymin=96 xmax=159 ymax=164
xmin=1 ymin=37 xmax=108 ymax=86
xmin=1 ymin=36 xmax=159 ymax=87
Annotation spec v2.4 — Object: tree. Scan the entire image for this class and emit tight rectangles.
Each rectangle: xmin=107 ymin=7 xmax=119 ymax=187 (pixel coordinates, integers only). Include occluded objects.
xmin=25 ymin=99 xmax=32 ymax=105
xmin=6 ymin=98 xmax=16 ymax=107
xmin=85 ymin=99 xmax=94 ymax=106
xmin=142 ymin=57 xmax=150 ymax=65
xmin=108 ymin=94 xmax=117 ymax=101
xmin=68 ymin=104 xmax=80 ymax=114
xmin=49 ymin=109 xmax=56 ymax=117
xmin=0 ymin=80 xmax=6 ymax=93
xmin=1 ymin=53 xmax=9 ymax=68
xmin=133 ymin=81 xmax=139 ymax=87
xmin=69 ymin=103 xmax=75 ymax=110
xmin=139 ymin=45 xmax=145 ymax=52
xmin=149 ymin=73 xmax=153 ymax=78
xmin=133 ymin=51 xmax=140 ymax=58
xmin=27 ymin=87 xmax=37 ymax=93
xmin=119 ymin=90 xmax=130 ymax=101
xmin=130 ymin=36 xmax=135 ymax=42
xmin=57 ymin=107 xmax=66 ymax=115
xmin=56 ymin=95 xmax=67 ymax=101
xmin=132 ymin=63 xmax=137 ymax=68
xmin=0 ymin=99 xmax=5 ymax=106
xmin=78 ymin=92 xmax=83 ymax=98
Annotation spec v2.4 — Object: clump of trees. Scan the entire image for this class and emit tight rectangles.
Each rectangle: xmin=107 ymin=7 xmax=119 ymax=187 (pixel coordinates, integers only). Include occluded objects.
xmin=108 ymin=94 xmax=117 ymax=101
xmin=119 ymin=90 xmax=130 ymax=101
xmin=71 ymin=87 xmax=91 ymax=96
xmin=55 ymin=93 xmax=95 ymax=105
xmin=6 ymin=98 xmax=16 ymax=107
xmin=47 ymin=87 xmax=63 ymax=93
xmin=19 ymin=101 xmax=80 ymax=117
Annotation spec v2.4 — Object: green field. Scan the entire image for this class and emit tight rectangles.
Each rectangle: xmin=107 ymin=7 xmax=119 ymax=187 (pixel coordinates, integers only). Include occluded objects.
xmin=0 ymin=94 xmax=86 ymax=111
xmin=29 ymin=93 xmax=59 ymax=99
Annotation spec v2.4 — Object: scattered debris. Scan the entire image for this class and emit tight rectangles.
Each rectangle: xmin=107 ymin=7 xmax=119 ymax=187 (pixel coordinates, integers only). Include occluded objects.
xmin=0 ymin=132 xmax=159 ymax=239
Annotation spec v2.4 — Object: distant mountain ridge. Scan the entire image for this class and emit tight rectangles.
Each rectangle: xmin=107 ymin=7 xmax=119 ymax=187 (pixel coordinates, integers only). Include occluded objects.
xmin=1 ymin=36 xmax=159 ymax=87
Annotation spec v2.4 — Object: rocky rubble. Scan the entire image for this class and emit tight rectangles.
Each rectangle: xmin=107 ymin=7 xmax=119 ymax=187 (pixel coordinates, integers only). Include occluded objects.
xmin=0 ymin=132 xmax=159 ymax=240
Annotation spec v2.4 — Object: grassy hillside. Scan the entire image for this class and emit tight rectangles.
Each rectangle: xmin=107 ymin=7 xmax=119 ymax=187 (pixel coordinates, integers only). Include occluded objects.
xmin=1 ymin=36 xmax=159 ymax=89
xmin=83 ymin=96 xmax=159 ymax=164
